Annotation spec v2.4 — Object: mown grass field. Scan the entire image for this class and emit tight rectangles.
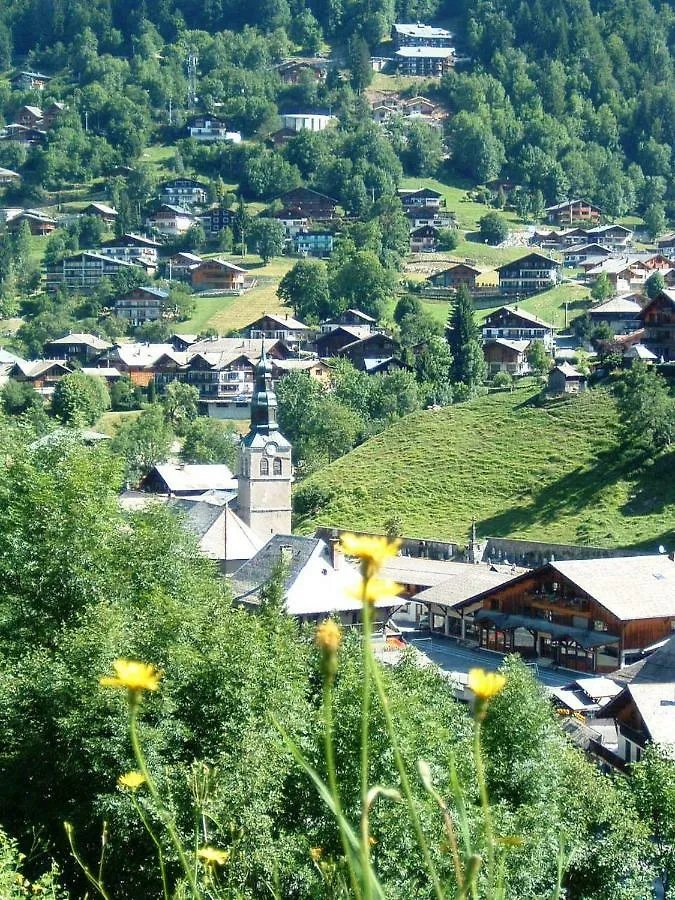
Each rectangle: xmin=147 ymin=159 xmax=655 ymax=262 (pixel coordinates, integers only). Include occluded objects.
xmin=295 ymin=384 xmax=675 ymax=551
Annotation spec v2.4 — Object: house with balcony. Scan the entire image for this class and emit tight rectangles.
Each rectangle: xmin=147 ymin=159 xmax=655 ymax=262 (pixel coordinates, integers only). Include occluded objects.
xmin=114 ymin=286 xmax=170 ymax=326
xmin=159 ymin=178 xmax=208 ymax=209
xmin=562 ymin=243 xmax=612 ymax=267
xmin=496 ymin=252 xmax=561 ymax=295
xmin=275 ymin=208 xmax=309 ymax=237
xmin=277 ymin=187 xmax=338 ymax=220
xmin=99 ymin=233 xmax=160 ymax=266
xmin=588 ymin=297 xmax=643 ymax=334
xmin=585 ymin=258 xmax=648 ymax=294
xmin=46 ymin=252 xmax=137 ymax=293
xmin=392 ymin=23 xmax=453 ymax=48
xmin=319 ymin=309 xmax=376 ymax=333
xmin=639 ymin=288 xmax=675 ymax=361
xmin=428 ymin=263 xmax=482 ymax=291
xmin=187 ymin=117 xmax=241 ymax=142
xmin=7 ymin=210 xmax=57 ymax=235
xmin=44 ymin=332 xmax=111 ymax=363
xmin=450 ymin=555 xmax=675 ymax=674
xmin=315 ymin=325 xmax=373 ymax=357
xmin=9 ymin=358 xmax=71 ymax=392
xmin=482 ymin=306 xmax=555 ymax=349
xmin=335 ymin=332 xmax=401 ymax=371
xmin=191 ymin=258 xmax=247 ymax=292
xmin=395 ymin=46 xmax=455 ymax=77
xmin=483 ymin=338 xmax=530 ymax=377
xmin=406 ymin=207 xmax=455 ymax=229
xmin=294 ymin=230 xmax=334 ymax=257
xmin=11 ymin=70 xmax=51 ymax=90
xmin=410 ymin=224 xmax=439 ymax=252
xmin=545 ymin=199 xmax=601 ymax=226
xmin=586 ymin=224 xmax=632 ymax=250
xmin=16 ymin=105 xmax=43 ymax=127
xmin=243 ymin=313 xmax=311 ymax=348
xmin=82 ymin=202 xmax=118 ymax=225
xmin=148 ymin=204 xmax=196 ymax=236
xmin=398 ymin=187 xmax=445 ymax=209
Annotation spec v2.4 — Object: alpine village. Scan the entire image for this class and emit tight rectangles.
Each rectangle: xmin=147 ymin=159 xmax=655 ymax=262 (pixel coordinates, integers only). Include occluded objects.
xmin=0 ymin=0 xmax=674 ymax=897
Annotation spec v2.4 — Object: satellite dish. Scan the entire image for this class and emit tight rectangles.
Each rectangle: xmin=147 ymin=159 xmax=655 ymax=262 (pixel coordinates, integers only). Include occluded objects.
xmin=659 ymin=545 xmax=667 ymax=554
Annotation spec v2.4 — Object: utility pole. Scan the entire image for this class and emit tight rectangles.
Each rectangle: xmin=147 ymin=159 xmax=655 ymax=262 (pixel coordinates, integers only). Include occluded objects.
xmin=84 ymin=109 xmax=88 ymax=132
xmin=168 ymin=96 xmax=173 ymax=126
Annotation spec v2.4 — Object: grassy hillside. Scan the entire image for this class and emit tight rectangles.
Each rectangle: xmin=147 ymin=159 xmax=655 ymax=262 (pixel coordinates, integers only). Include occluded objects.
xmin=296 ymin=384 xmax=675 ymax=551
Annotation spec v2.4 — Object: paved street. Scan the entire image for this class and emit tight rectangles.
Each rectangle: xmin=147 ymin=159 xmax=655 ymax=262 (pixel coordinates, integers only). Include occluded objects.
xmin=403 ymin=632 xmax=573 ymax=689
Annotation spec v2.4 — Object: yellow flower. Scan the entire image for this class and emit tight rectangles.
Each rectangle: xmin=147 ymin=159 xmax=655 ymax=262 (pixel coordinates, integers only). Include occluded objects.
xmin=100 ymin=659 xmax=161 ymax=693
xmin=197 ymin=846 xmax=229 ymax=867
xmin=348 ymin=577 xmax=403 ymax=606
xmin=339 ymin=533 xmax=401 ymax=577
xmin=118 ymin=771 xmax=146 ymax=790
xmin=315 ymin=619 xmax=342 ymax=654
xmin=368 ymin=836 xmax=377 ymax=847
xmin=309 ymin=847 xmax=323 ymax=863
xmin=467 ymin=668 xmax=506 ymax=701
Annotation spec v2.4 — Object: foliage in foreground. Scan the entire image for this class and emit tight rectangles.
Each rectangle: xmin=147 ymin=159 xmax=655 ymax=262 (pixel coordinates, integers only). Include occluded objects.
xmin=0 ymin=417 xmax=665 ymax=898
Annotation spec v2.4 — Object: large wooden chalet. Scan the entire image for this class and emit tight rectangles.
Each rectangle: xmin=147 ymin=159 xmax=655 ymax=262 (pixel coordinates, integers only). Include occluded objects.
xmin=451 ymin=556 xmax=675 ymax=674
xmin=482 ymin=306 xmax=555 ymax=348
xmin=546 ymin=199 xmax=601 ymax=226
xmin=496 ymin=253 xmax=561 ymax=296
xmin=639 ymin=289 xmax=675 ymax=361
xmin=277 ymin=187 xmax=338 ymax=220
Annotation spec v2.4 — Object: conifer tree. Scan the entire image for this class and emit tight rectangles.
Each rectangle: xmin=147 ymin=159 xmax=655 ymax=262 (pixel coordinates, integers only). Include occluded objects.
xmin=446 ymin=286 xmax=486 ymax=391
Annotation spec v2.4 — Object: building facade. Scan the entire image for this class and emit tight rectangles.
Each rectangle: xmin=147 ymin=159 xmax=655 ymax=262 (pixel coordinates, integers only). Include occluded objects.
xmin=497 ymin=253 xmax=560 ymax=295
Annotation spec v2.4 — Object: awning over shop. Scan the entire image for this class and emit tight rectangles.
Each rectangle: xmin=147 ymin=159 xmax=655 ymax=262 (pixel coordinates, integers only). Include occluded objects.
xmin=474 ymin=609 xmax=620 ymax=649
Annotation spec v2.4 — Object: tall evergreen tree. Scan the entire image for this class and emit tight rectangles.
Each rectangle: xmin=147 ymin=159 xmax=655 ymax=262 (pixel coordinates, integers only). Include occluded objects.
xmin=446 ymin=285 xmax=486 ymax=391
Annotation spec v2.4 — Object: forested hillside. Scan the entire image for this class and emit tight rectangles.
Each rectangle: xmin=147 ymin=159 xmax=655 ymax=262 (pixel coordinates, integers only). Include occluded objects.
xmin=0 ymin=0 xmax=673 ymax=222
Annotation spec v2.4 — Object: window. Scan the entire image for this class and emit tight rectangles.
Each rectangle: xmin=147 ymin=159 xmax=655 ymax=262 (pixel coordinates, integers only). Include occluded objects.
xmin=273 ymin=458 xmax=282 ymax=476
xmin=260 ymin=457 xmax=269 ymax=476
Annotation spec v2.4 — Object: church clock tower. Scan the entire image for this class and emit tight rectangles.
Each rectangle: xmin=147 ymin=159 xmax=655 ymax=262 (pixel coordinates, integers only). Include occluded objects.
xmin=237 ymin=350 xmax=292 ymax=539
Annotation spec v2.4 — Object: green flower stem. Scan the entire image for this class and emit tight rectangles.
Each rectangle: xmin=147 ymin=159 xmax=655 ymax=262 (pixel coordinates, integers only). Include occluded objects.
xmin=64 ymin=822 xmax=112 ymax=900
xmin=132 ymin=796 xmax=170 ymax=900
xmin=473 ymin=718 xmax=495 ymax=895
xmin=369 ymin=656 xmax=445 ymax=900
xmin=128 ymin=694 xmax=201 ymax=899
xmin=360 ymin=583 xmax=373 ymax=900
xmin=323 ymin=672 xmax=363 ymax=900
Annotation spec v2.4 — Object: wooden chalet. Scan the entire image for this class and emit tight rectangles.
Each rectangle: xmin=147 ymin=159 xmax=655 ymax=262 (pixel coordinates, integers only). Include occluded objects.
xmin=243 ymin=313 xmax=311 ymax=348
xmin=452 ymin=556 xmax=675 ymax=674
xmin=335 ymin=332 xmax=401 ymax=371
xmin=482 ymin=306 xmax=555 ymax=348
xmin=277 ymin=187 xmax=338 ymax=220
xmin=496 ymin=253 xmax=561 ymax=295
xmin=9 ymin=359 xmax=71 ymax=391
xmin=428 ymin=263 xmax=482 ymax=290
xmin=314 ymin=325 xmax=374 ymax=358
xmin=483 ymin=338 xmax=530 ymax=377
xmin=546 ymin=199 xmax=601 ymax=226
xmin=82 ymin=202 xmax=118 ymax=224
xmin=191 ymin=258 xmax=247 ymax=292
xmin=639 ymin=289 xmax=675 ymax=361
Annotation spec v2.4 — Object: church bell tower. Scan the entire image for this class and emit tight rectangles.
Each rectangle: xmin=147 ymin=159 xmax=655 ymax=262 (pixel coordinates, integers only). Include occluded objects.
xmin=237 ymin=350 xmax=292 ymax=540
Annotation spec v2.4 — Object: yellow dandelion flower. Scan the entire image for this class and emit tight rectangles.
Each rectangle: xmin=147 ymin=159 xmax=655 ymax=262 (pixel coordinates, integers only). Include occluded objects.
xmin=347 ymin=577 xmax=403 ymax=605
xmin=309 ymin=847 xmax=323 ymax=863
xmin=197 ymin=846 xmax=229 ymax=867
xmin=467 ymin=668 xmax=506 ymax=701
xmin=368 ymin=836 xmax=377 ymax=847
xmin=315 ymin=619 xmax=342 ymax=654
xmin=100 ymin=659 xmax=161 ymax=693
xmin=339 ymin=533 xmax=401 ymax=577
xmin=118 ymin=771 xmax=146 ymax=790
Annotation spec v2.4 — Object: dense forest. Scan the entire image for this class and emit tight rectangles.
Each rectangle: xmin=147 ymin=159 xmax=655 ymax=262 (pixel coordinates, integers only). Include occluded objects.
xmin=0 ymin=0 xmax=672 ymax=219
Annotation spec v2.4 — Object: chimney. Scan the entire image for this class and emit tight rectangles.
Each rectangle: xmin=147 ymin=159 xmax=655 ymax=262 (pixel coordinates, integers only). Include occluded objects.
xmin=329 ymin=536 xmax=342 ymax=570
